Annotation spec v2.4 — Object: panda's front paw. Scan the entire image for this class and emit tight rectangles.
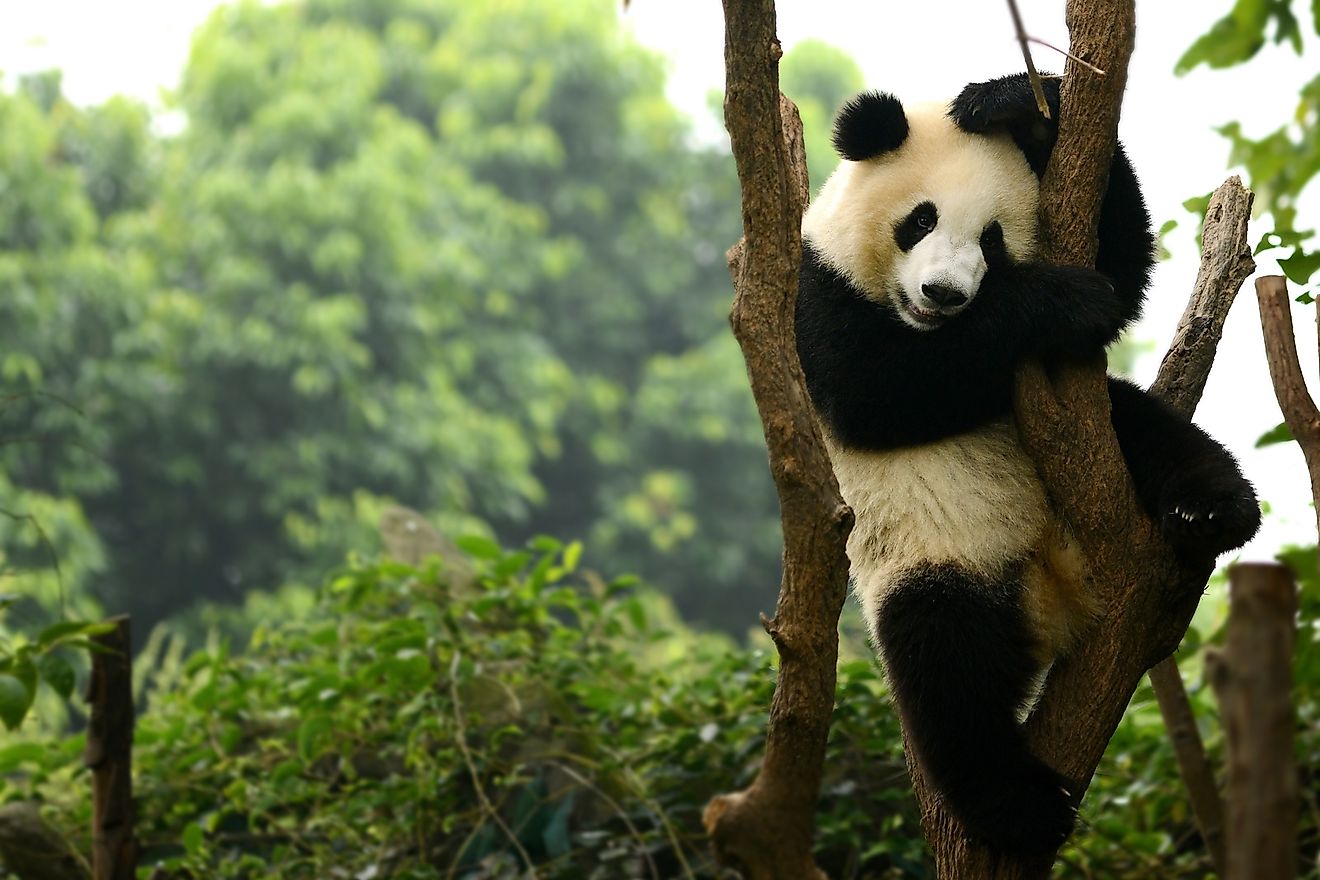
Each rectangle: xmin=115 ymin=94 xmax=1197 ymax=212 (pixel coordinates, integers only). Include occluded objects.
xmin=1048 ymin=266 xmax=1128 ymax=346
xmin=949 ymin=80 xmax=1004 ymax=133
xmin=1161 ymin=487 xmax=1261 ymax=559
xmin=949 ymin=74 xmax=1058 ymax=134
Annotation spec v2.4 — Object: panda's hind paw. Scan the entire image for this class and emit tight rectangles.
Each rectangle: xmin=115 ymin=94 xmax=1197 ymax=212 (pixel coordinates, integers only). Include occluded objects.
xmin=1160 ymin=490 xmax=1261 ymax=558
xmin=954 ymin=760 xmax=1077 ymax=855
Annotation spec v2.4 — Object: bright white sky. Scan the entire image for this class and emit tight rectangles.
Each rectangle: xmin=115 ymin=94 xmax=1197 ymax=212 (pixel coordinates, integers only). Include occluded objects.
xmin=1 ymin=0 xmax=1316 ymax=563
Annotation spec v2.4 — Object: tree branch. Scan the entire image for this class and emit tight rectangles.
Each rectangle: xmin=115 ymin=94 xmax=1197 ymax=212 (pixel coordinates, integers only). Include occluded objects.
xmin=1257 ymin=274 xmax=1320 ymax=540
xmin=1151 ymin=178 xmax=1256 ymax=411
xmin=1140 ymin=176 xmax=1255 ymax=879
xmin=702 ymin=2 xmax=853 ymax=877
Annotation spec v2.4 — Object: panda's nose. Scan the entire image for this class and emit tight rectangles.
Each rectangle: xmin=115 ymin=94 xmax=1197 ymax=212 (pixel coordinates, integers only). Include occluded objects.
xmin=922 ymin=283 xmax=968 ymax=308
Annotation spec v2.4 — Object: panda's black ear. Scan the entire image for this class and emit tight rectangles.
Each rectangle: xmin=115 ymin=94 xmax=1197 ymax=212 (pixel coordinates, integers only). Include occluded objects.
xmin=832 ymin=91 xmax=908 ymax=161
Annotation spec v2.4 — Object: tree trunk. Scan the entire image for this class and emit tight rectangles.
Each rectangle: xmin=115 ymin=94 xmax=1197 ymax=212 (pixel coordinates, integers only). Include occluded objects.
xmin=701 ymin=3 xmax=852 ymax=878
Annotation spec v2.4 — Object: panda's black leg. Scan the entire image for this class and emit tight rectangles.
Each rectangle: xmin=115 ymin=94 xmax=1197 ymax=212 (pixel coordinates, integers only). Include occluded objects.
xmin=1107 ymin=377 xmax=1260 ymax=559
xmin=874 ymin=564 xmax=1077 ymax=855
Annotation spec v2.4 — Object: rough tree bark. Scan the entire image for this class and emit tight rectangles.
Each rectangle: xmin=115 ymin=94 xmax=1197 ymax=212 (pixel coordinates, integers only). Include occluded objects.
xmin=705 ymin=1 xmax=1255 ymax=877
xmin=701 ymin=2 xmax=851 ymax=878
xmin=1206 ymin=563 xmax=1299 ymax=880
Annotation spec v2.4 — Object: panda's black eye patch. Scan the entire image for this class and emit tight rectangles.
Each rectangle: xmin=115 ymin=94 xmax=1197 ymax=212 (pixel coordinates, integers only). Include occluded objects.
xmin=980 ymin=220 xmax=1007 ymax=266
xmin=895 ymin=201 xmax=938 ymax=252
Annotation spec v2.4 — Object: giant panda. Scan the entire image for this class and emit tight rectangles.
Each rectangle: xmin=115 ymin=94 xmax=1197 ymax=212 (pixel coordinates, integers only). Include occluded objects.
xmin=795 ymin=73 xmax=1260 ymax=855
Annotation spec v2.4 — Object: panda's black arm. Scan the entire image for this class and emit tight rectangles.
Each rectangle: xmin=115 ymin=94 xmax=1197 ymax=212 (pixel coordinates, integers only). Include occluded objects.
xmin=1094 ymin=144 xmax=1156 ymax=321
xmin=950 ymin=262 xmax=1135 ymax=362
xmin=796 ymin=249 xmax=1020 ymax=449
xmin=951 ymin=73 xmax=1155 ymax=322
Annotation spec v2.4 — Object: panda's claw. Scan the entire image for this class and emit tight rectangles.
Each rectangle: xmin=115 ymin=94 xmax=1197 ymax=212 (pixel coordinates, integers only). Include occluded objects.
xmin=1160 ymin=490 xmax=1261 ymax=558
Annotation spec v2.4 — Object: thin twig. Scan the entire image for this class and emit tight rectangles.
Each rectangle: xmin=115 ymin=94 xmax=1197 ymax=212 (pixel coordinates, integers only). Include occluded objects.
xmin=1027 ymin=36 xmax=1107 ymax=74
xmin=0 ymin=389 xmax=85 ymax=417
xmin=549 ymin=762 xmax=662 ymax=880
xmin=1006 ymin=0 xmax=1051 ymax=118
xmin=0 ymin=508 xmax=66 ymax=614
xmin=447 ymin=652 xmax=535 ymax=875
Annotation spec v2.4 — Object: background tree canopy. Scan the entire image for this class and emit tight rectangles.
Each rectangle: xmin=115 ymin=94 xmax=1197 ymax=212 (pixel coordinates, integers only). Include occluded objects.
xmin=0 ymin=0 xmax=845 ymax=634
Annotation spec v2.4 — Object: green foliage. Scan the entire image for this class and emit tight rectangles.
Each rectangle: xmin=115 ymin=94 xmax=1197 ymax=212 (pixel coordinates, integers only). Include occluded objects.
xmin=0 ymin=0 xmax=765 ymax=632
xmin=0 ymin=600 xmax=110 ymax=729
xmin=4 ymin=538 xmax=1316 ymax=879
xmin=1175 ymin=0 xmax=1303 ymax=73
xmin=0 ymin=545 xmax=917 ymax=878
xmin=1181 ymin=0 xmax=1320 ymax=294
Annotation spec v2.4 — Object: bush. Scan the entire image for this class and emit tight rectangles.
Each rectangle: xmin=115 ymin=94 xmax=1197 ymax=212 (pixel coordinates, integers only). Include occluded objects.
xmin=2 ymin=539 xmax=1316 ymax=879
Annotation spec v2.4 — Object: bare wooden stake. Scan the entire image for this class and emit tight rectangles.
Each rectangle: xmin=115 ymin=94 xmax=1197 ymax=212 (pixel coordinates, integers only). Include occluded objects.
xmin=1206 ymin=563 xmax=1299 ymax=880
xmin=84 ymin=615 xmax=137 ymax=880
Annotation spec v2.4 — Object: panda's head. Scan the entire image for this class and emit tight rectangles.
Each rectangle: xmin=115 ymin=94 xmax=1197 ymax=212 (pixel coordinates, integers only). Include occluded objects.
xmin=802 ymin=91 xmax=1039 ymax=331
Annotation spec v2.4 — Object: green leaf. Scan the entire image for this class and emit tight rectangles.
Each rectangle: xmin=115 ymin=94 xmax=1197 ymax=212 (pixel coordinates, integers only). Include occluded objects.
xmin=0 ymin=742 xmax=50 ymax=771
xmin=37 ymin=653 xmax=76 ymax=700
xmin=296 ymin=714 xmax=334 ymax=762
xmin=1175 ymin=0 xmax=1303 ymax=74
xmin=1256 ymin=421 xmax=1296 ymax=447
xmin=455 ymin=535 xmax=501 ymax=559
xmin=0 ymin=675 xmax=34 ymax=730
xmin=542 ymin=792 xmax=575 ymax=858
xmin=36 ymin=620 xmax=114 ymax=647
xmin=562 ymin=540 xmax=582 ymax=572
xmin=1157 ymin=219 xmax=1178 ymax=261
xmin=182 ymin=821 xmax=205 ymax=856
xmin=1280 ymin=248 xmax=1320 ymax=286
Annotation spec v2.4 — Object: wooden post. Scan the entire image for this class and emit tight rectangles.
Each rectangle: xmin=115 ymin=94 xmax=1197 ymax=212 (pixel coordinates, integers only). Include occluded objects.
xmin=1206 ymin=563 xmax=1298 ymax=880
xmin=84 ymin=615 xmax=137 ymax=880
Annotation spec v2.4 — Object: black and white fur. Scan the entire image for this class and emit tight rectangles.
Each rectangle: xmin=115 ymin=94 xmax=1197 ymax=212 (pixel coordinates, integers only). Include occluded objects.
xmin=796 ymin=74 xmax=1260 ymax=855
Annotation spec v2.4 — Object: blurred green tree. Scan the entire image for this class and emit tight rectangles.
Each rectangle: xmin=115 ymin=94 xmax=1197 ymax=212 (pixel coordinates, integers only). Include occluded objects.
xmin=2 ymin=0 xmax=780 ymax=630
xmin=780 ymin=39 xmax=865 ymax=190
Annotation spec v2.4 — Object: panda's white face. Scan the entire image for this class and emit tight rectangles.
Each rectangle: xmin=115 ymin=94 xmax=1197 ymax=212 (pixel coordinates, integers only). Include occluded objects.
xmin=889 ymin=193 xmax=1000 ymax=330
xmin=803 ymin=99 xmax=1039 ymax=332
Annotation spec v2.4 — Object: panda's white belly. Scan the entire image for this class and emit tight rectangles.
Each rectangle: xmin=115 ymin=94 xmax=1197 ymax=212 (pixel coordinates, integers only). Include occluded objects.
xmin=828 ymin=419 xmax=1091 ymax=655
